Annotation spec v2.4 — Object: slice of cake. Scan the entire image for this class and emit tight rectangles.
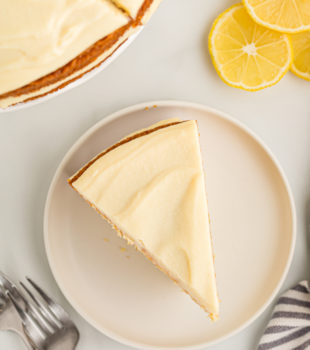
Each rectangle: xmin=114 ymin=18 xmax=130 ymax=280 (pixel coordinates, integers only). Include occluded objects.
xmin=68 ymin=119 xmax=219 ymax=318
xmin=0 ymin=0 xmax=161 ymax=109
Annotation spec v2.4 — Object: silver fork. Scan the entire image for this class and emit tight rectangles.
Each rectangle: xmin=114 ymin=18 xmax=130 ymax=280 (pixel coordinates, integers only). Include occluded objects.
xmin=7 ymin=277 xmax=79 ymax=350
xmin=0 ymin=272 xmax=34 ymax=349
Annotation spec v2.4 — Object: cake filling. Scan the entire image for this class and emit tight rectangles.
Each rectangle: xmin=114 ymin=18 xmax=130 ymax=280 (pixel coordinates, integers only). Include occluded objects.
xmin=69 ymin=120 xmax=219 ymax=318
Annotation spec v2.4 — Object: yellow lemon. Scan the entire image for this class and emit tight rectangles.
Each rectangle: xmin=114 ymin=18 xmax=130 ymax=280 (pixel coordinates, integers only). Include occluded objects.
xmin=291 ymin=31 xmax=310 ymax=81
xmin=209 ymin=3 xmax=292 ymax=91
xmin=243 ymin=0 xmax=310 ymax=33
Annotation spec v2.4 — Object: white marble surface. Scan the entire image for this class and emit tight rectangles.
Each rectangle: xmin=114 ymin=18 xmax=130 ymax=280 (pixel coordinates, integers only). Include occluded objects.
xmin=0 ymin=0 xmax=309 ymax=349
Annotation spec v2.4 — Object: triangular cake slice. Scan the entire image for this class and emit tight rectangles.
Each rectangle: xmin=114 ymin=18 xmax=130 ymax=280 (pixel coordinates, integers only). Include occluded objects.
xmin=68 ymin=119 xmax=219 ymax=318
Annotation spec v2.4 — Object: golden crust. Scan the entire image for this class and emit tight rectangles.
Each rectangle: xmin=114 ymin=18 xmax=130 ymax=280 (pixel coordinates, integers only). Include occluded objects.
xmin=15 ymin=40 xmax=127 ymax=106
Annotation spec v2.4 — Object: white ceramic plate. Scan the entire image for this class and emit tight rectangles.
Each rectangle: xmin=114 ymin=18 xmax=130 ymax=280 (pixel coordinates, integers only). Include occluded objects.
xmin=1 ymin=31 xmax=141 ymax=113
xmin=44 ymin=101 xmax=296 ymax=350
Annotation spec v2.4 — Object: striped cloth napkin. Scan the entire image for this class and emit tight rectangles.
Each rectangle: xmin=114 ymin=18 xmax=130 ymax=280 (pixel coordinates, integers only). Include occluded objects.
xmin=258 ymin=281 xmax=310 ymax=350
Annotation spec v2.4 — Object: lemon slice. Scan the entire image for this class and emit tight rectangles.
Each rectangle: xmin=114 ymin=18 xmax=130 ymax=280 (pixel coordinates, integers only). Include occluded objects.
xmin=209 ymin=3 xmax=292 ymax=91
xmin=291 ymin=31 xmax=310 ymax=81
xmin=243 ymin=0 xmax=310 ymax=33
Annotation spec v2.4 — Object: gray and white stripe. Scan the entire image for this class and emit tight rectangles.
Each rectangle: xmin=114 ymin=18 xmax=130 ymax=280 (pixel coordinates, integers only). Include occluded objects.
xmin=258 ymin=281 xmax=310 ymax=350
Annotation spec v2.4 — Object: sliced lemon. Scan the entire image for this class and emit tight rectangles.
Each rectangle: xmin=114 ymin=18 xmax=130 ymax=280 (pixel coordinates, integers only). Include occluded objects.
xmin=291 ymin=31 xmax=310 ymax=81
xmin=209 ymin=3 xmax=292 ymax=91
xmin=243 ymin=0 xmax=310 ymax=33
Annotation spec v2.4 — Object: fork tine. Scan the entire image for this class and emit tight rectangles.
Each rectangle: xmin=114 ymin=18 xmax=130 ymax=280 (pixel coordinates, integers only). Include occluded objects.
xmin=20 ymin=282 xmax=40 ymax=308
xmin=8 ymin=291 xmax=47 ymax=348
xmin=0 ymin=272 xmax=13 ymax=290
xmin=20 ymin=282 xmax=60 ymax=329
xmin=0 ymin=289 xmax=6 ymax=308
xmin=7 ymin=292 xmax=28 ymax=325
xmin=26 ymin=278 xmax=54 ymax=307
xmin=26 ymin=278 xmax=71 ymax=322
xmin=10 ymin=286 xmax=52 ymax=336
xmin=0 ymin=271 xmax=14 ymax=283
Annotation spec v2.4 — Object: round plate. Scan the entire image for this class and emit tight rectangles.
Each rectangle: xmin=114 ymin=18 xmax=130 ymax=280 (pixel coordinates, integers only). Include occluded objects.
xmin=1 ymin=30 xmax=141 ymax=113
xmin=44 ymin=101 xmax=296 ymax=349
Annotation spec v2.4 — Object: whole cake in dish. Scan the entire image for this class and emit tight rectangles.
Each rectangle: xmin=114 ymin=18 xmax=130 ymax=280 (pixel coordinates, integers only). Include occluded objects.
xmin=68 ymin=119 xmax=219 ymax=319
xmin=0 ymin=0 xmax=161 ymax=109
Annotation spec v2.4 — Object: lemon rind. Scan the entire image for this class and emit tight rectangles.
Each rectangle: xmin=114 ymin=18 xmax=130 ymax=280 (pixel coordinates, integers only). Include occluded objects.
xmin=291 ymin=65 xmax=310 ymax=81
